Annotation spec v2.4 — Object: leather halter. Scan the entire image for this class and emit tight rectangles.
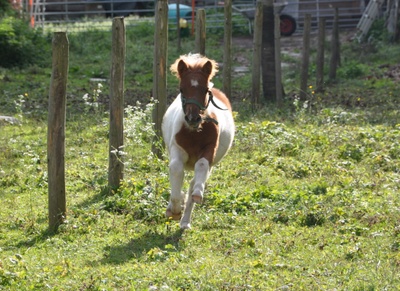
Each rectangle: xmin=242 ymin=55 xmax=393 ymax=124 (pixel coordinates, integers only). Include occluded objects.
xmin=181 ymin=90 xmax=227 ymax=111
xmin=181 ymin=90 xmax=227 ymax=125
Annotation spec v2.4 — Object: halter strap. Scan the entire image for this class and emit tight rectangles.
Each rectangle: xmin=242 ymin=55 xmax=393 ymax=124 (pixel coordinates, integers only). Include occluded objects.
xmin=181 ymin=96 xmax=207 ymax=111
xmin=181 ymin=90 xmax=228 ymax=112
xmin=207 ymin=90 xmax=228 ymax=111
xmin=203 ymin=115 xmax=219 ymax=125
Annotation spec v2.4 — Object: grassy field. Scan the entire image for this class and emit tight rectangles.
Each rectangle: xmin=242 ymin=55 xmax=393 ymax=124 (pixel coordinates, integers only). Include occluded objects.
xmin=1 ymin=22 xmax=400 ymax=290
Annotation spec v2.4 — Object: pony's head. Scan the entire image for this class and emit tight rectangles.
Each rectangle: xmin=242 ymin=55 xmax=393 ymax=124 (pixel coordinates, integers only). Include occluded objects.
xmin=170 ymin=54 xmax=218 ymax=130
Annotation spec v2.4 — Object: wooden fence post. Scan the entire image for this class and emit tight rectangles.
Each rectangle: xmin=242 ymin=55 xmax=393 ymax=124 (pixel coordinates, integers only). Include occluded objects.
xmin=329 ymin=8 xmax=340 ymax=80
xmin=261 ymin=0 xmax=276 ymax=102
xmin=300 ymin=13 xmax=311 ymax=101
xmin=274 ymin=12 xmax=283 ymax=105
xmin=152 ymin=0 xmax=168 ymax=158
xmin=316 ymin=17 xmax=326 ymax=93
xmin=108 ymin=17 xmax=126 ymax=190
xmin=195 ymin=9 xmax=206 ymax=55
xmin=48 ymin=32 xmax=68 ymax=232
xmin=251 ymin=0 xmax=263 ymax=110
xmin=223 ymin=0 xmax=232 ymax=98
xmin=176 ymin=1 xmax=181 ymax=51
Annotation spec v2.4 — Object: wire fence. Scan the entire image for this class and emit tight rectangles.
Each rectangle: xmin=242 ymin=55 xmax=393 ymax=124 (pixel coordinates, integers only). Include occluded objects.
xmin=20 ymin=0 xmax=366 ymax=33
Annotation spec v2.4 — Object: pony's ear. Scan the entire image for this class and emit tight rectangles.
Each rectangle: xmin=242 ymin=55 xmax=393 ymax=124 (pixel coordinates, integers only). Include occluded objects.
xmin=202 ymin=61 xmax=213 ymax=77
xmin=177 ymin=60 xmax=189 ymax=77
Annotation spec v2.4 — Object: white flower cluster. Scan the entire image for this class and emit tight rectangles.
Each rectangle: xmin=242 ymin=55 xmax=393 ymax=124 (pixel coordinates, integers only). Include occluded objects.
xmin=124 ymin=98 xmax=158 ymax=146
xmin=82 ymin=83 xmax=102 ymax=113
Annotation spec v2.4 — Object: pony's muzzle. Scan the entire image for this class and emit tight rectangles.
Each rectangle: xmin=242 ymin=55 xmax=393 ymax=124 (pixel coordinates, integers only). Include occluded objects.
xmin=185 ymin=113 xmax=202 ymax=128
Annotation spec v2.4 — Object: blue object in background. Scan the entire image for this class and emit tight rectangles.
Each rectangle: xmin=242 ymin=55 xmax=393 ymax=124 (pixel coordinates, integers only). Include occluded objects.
xmin=168 ymin=4 xmax=193 ymax=20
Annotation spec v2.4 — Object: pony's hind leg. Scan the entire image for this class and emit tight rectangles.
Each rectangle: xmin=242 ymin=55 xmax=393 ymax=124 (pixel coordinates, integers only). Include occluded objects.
xmin=166 ymin=157 xmax=185 ymax=220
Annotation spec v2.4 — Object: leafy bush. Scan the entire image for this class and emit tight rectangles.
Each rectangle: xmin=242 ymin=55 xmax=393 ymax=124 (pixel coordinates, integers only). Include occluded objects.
xmin=367 ymin=18 xmax=390 ymax=43
xmin=338 ymin=61 xmax=367 ymax=79
xmin=0 ymin=0 xmax=12 ymax=17
xmin=0 ymin=16 xmax=51 ymax=68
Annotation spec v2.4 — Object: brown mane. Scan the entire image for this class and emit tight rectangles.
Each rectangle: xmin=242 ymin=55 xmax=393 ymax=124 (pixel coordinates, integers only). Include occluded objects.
xmin=170 ymin=53 xmax=219 ymax=81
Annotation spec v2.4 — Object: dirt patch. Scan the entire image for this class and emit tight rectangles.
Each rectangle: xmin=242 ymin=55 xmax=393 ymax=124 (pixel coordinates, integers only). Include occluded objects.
xmin=232 ymin=28 xmax=358 ymax=62
xmin=382 ymin=64 xmax=400 ymax=81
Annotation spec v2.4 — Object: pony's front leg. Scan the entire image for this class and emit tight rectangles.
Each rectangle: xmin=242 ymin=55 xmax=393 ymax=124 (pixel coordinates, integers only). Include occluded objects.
xmin=166 ymin=157 xmax=185 ymax=220
xmin=180 ymin=158 xmax=210 ymax=229
xmin=191 ymin=157 xmax=211 ymax=204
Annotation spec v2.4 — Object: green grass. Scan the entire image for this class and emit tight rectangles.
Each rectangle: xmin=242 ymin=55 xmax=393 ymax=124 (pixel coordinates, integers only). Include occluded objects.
xmin=1 ymin=21 xmax=400 ymax=290
xmin=1 ymin=116 xmax=399 ymax=289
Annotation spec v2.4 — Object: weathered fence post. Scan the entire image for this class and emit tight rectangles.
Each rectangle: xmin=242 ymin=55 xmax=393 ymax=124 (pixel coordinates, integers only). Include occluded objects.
xmin=329 ymin=8 xmax=340 ymax=80
xmin=108 ymin=17 xmax=126 ymax=190
xmin=274 ymin=12 xmax=283 ymax=105
xmin=176 ymin=1 xmax=181 ymax=51
xmin=195 ymin=9 xmax=206 ymax=55
xmin=48 ymin=32 xmax=68 ymax=232
xmin=316 ymin=17 xmax=326 ymax=93
xmin=223 ymin=0 xmax=232 ymax=98
xmin=387 ymin=0 xmax=400 ymax=41
xmin=300 ymin=13 xmax=311 ymax=101
xmin=152 ymin=0 xmax=168 ymax=158
xmin=252 ymin=0 xmax=263 ymax=110
xmin=261 ymin=0 xmax=276 ymax=102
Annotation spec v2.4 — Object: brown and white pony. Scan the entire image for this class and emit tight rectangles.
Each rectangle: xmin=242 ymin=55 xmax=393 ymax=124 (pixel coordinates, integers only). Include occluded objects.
xmin=162 ymin=54 xmax=235 ymax=229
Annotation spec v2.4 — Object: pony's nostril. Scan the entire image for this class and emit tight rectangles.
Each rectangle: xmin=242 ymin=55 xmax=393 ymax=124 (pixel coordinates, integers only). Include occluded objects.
xmin=185 ymin=114 xmax=201 ymax=126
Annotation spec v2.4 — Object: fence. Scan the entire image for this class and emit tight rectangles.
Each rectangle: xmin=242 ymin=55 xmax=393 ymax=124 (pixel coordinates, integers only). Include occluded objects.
xmin=46 ymin=0 xmax=346 ymax=230
xmin=20 ymin=0 xmax=366 ymax=32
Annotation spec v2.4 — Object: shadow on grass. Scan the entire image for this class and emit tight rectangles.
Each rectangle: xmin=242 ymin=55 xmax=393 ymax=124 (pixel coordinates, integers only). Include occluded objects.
xmin=14 ymin=224 xmax=62 ymax=249
xmin=100 ymin=228 xmax=185 ymax=265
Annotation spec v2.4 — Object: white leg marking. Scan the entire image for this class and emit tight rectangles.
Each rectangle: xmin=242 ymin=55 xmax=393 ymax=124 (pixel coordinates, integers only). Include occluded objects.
xmin=192 ymin=158 xmax=210 ymax=204
xmin=180 ymin=158 xmax=211 ymax=229
xmin=166 ymin=157 xmax=185 ymax=220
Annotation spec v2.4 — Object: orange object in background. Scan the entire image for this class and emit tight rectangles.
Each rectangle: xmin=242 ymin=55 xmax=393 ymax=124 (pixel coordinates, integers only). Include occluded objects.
xmin=8 ymin=0 xmax=33 ymax=26
xmin=29 ymin=0 xmax=34 ymax=27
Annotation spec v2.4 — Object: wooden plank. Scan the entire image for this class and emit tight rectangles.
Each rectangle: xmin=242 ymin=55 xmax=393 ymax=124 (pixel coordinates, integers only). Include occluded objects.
xmin=300 ymin=13 xmax=311 ymax=101
xmin=274 ymin=12 xmax=283 ymax=105
xmin=152 ymin=0 xmax=168 ymax=158
xmin=316 ymin=17 xmax=326 ymax=93
xmin=261 ymin=0 xmax=276 ymax=102
xmin=223 ymin=0 xmax=232 ymax=99
xmin=251 ymin=0 xmax=263 ymax=110
xmin=48 ymin=32 xmax=68 ymax=232
xmin=356 ymin=0 xmax=385 ymax=41
xmin=108 ymin=17 xmax=126 ymax=190
xmin=176 ymin=1 xmax=181 ymax=51
xmin=195 ymin=9 xmax=206 ymax=55
xmin=329 ymin=8 xmax=340 ymax=80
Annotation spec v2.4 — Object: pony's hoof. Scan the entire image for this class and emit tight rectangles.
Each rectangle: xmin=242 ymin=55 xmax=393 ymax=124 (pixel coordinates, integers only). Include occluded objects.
xmin=180 ymin=222 xmax=191 ymax=229
xmin=166 ymin=209 xmax=182 ymax=220
xmin=192 ymin=194 xmax=203 ymax=204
